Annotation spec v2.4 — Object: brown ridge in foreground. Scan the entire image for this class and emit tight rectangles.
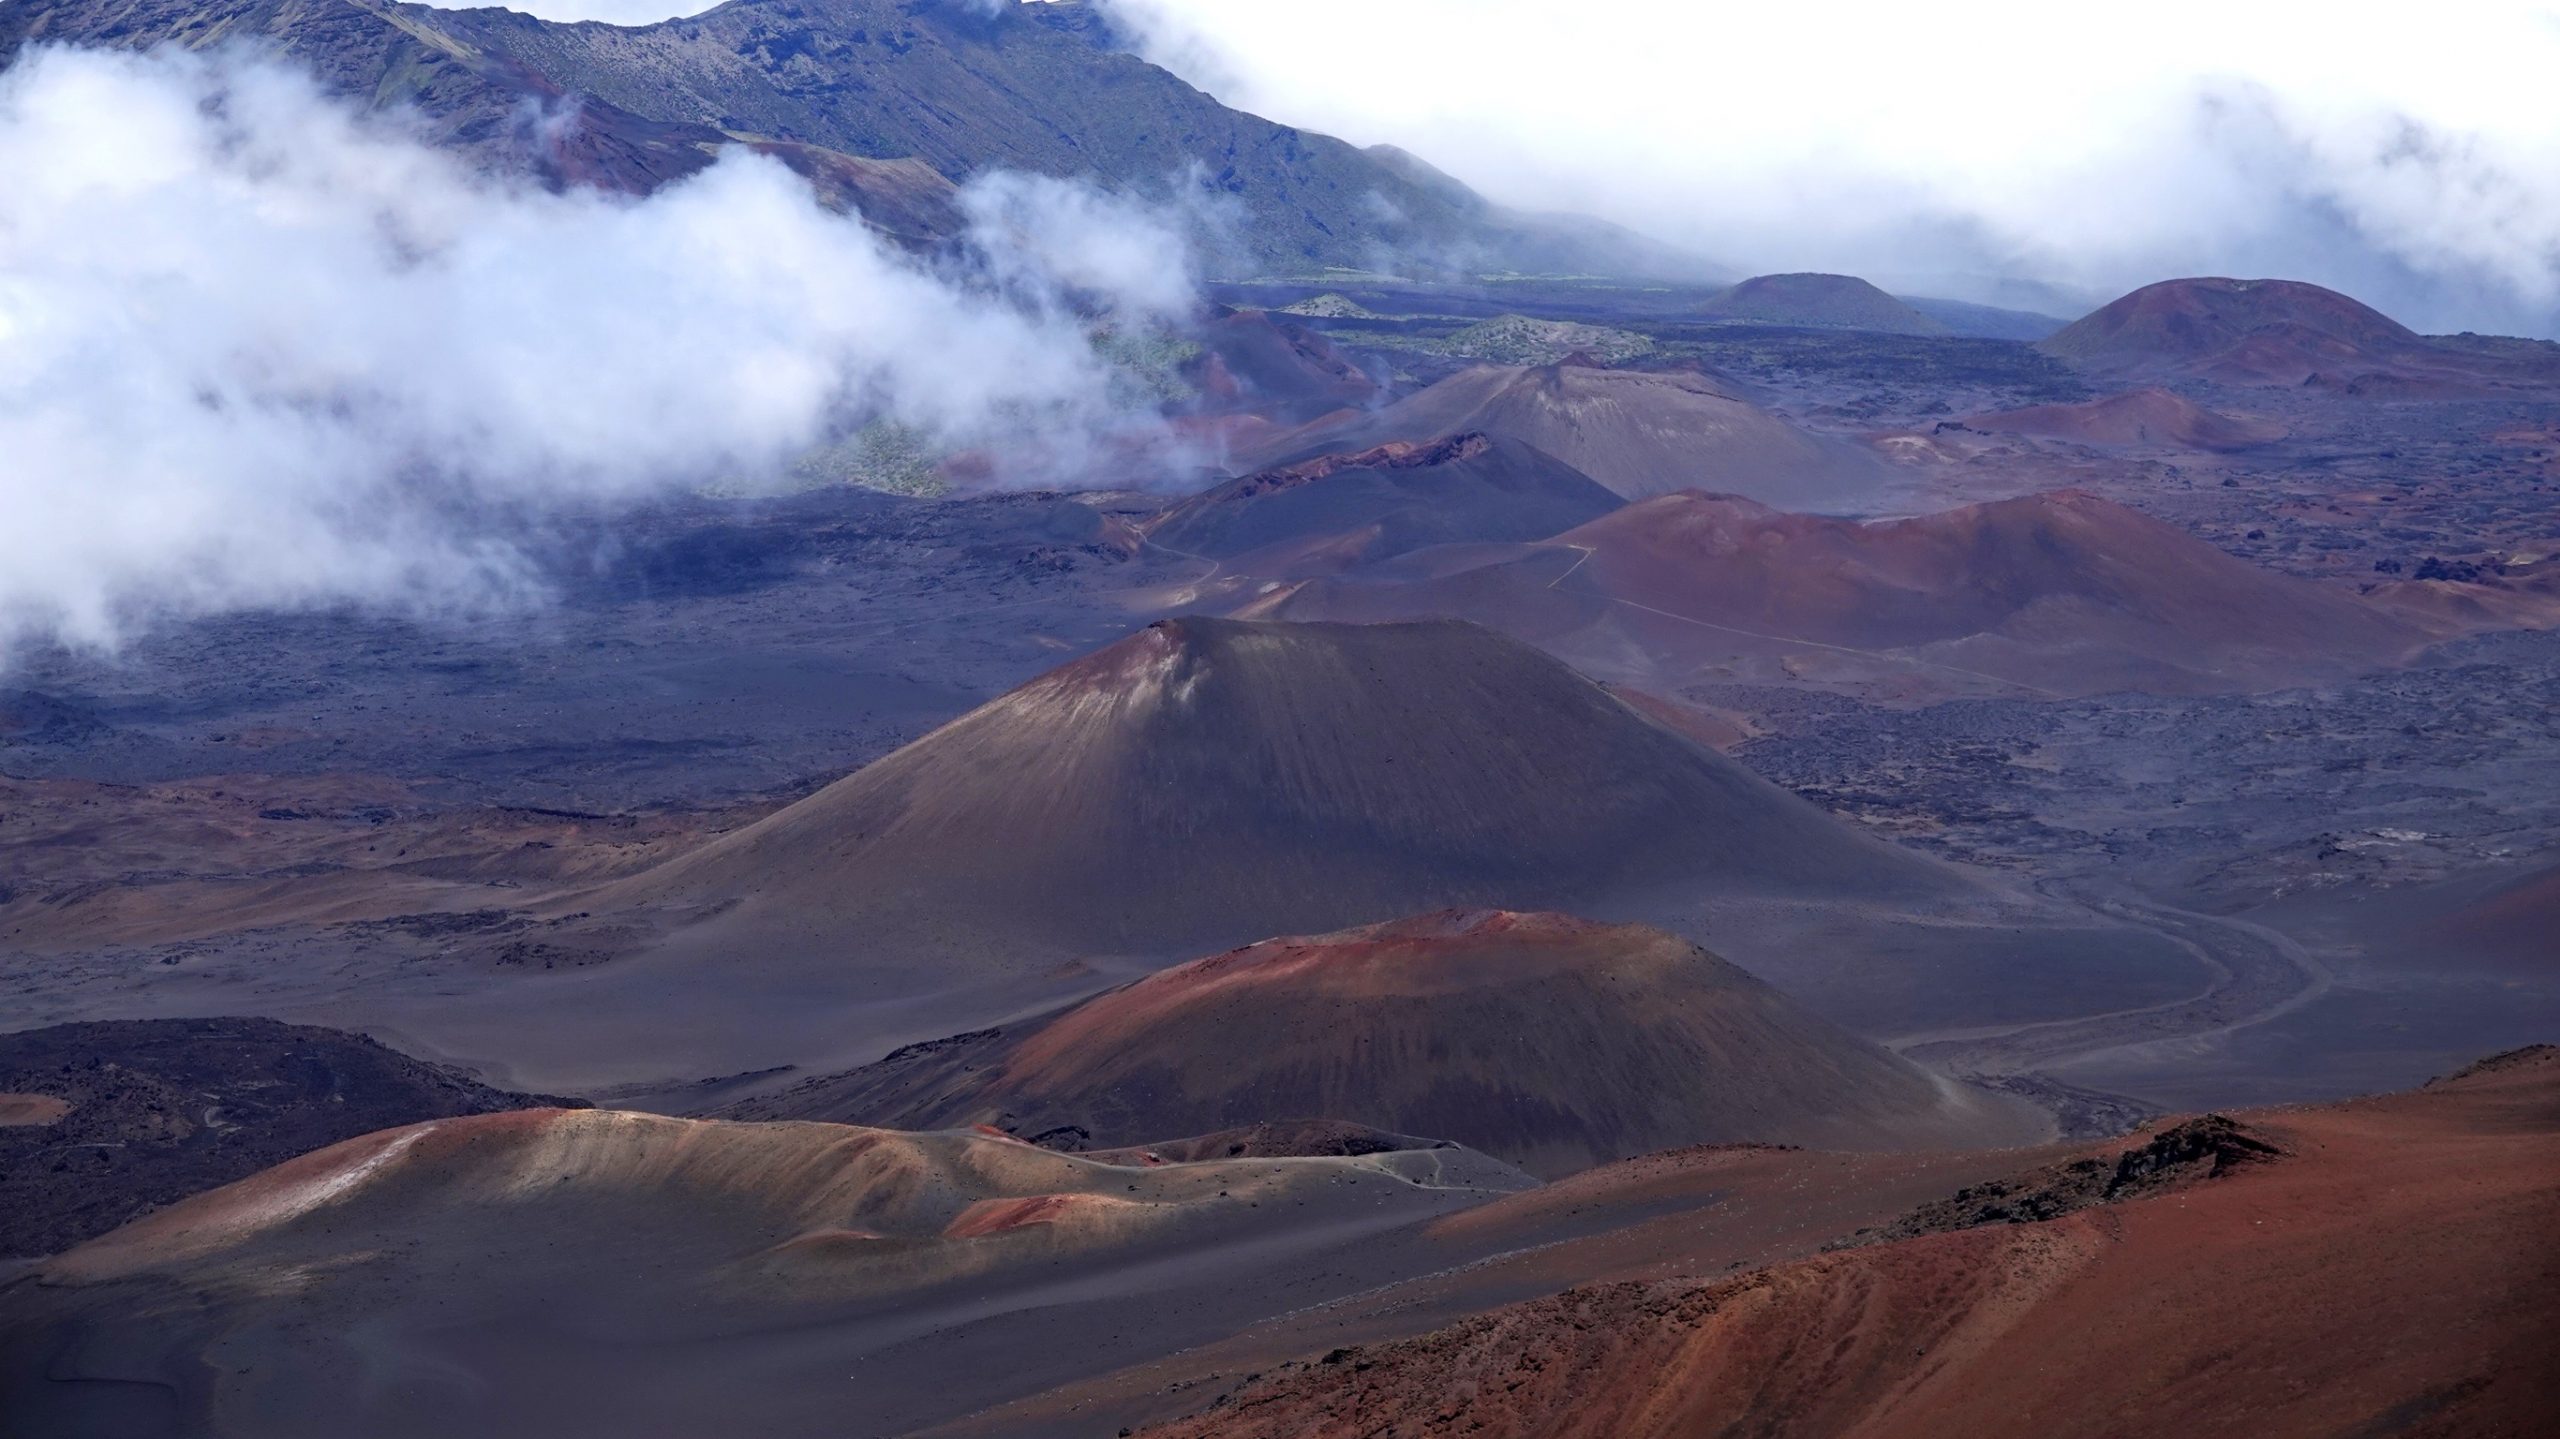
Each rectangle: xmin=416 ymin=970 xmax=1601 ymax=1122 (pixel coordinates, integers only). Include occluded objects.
xmin=602 ymin=618 xmax=1949 ymax=961
xmin=1138 ymin=1045 xmax=2560 ymax=1439
xmin=718 ymin=911 xmax=2046 ymax=1177
xmin=1230 ymin=361 xmax=1889 ymax=508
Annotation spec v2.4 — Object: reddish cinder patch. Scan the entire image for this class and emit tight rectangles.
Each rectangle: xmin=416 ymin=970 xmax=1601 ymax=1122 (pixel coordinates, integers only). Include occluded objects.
xmin=766 ymin=1226 xmax=892 ymax=1256
xmin=2037 ymin=276 xmax=2560 ymax=392
xmin=943 ymin=1193 xmax=1095 ymax=1240
xmin=1600 ymin=685 xmax=1753 ymax=751
xmin=1204 ymin=433 xmax=1496 ymax=504
xmin=0 ymin=1093 xmax=72 ymax=1127
xmin=962 ymin=908 xmax=2026 ymax=1177
xmin=2431 ymin=867 xmax=2560 ymax=974
xmin=1068 ymin=910 xmax=1611 ymax=1012
xmin=1534 ymin=487 xmax=2429 ymax=694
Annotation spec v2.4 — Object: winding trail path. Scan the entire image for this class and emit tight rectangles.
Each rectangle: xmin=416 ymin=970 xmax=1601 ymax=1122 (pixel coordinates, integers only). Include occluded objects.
xmin=1885 ymin=884 xmax=2337 ymax=1133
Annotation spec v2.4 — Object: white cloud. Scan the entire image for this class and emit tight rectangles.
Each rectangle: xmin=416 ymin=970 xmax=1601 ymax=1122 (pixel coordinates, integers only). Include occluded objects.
xmin=0 ymin=44 xmax=1197 ymax=657
xmin=1102 ymin=0 xmax=2560 ymax=333
xmin=393 ymin=1 xmax=2560 ymax=329
xmin=956 ymin=170 xmax=1203 ymax=323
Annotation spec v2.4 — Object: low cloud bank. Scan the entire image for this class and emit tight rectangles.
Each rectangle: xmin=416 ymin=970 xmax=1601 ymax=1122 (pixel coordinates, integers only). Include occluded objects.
xmin=1105 ymin=0 xmax=2560 ymax=335
xmin=0 ymin=45 xmax=1195 ymax=657
xmin=424 ymin=0 xmax=2560 ymax=334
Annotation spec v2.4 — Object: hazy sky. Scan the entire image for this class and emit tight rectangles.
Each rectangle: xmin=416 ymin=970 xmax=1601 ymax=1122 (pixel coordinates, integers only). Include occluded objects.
xmin=423 ymin=0 xmax=2560 ymax=334
xmin=1104 ymin=0 xmax=2560 ymax=332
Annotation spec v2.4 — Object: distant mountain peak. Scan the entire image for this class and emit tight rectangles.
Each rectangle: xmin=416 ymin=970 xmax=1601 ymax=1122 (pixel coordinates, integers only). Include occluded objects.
xmin=0 ymin=0 xmax=1688 ymax=275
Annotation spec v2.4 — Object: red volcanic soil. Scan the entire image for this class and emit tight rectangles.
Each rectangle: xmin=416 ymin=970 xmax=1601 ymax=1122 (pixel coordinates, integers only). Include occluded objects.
xmin=2431 ymin=863 xmax=2560 ymax=973
xmin=1230 ymin=361 xmax=1889 ymax=508
xmin=1961 ymin=386 xmax=2286 ymax=450
xmin=729 ymin=911 xmax=2042 ymax=1176
xmin=2040 ymin=277 xmax=2420 ymax=381
xmin=1179 ymin=307 xmax=1382 ymax=423
xmin=2037 ymin=276 xmax=2560 ymax=391
xmin=603 ymin=618 xmax=1948 ymax=961
xmin=1138 ymin=432 xmax=1622 ymax=576
xmin=1697 ymin=272 xmax=1948 ymax=335
xmin=1142 ymin=1046 xmax=2560 ymax=1439
xmin=1268 ymin=490 xmax=2429 ymax=696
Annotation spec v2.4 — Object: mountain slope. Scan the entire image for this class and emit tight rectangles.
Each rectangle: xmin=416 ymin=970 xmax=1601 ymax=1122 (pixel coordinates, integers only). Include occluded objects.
xmin=1 ymin=0 xmax=1653 ymax=273
xmin=719 ymin=910 xmax=2045 ymax=1177
xmin=2039 ymin=277 xmax=2418 ymax=380
xmin=603 ymin=617 xmax=1951 ymax=961
xmin=1 ymin=0 xmax=753 ymax=192
xmin=1143 ymin=1048 xmax=2560 ymax=1439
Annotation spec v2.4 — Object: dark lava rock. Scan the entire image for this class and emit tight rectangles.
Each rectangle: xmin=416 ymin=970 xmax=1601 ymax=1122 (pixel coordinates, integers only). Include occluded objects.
xmin=1851 ymin=1114 xmax=2283 ymax=1246
xmin=0 ymin=1016 xmax=581 ymax=1258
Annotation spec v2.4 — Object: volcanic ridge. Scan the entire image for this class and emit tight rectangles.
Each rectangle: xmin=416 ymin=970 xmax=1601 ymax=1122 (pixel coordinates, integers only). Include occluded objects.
xmin=1263 ymin=489 xmax=2429 ymax=696
xmin=718 ymin=910 xmax=2045 ymax=1176
xmin=1233 ymin=361 xmax=1889 ymax=509
xmin=603 ymin=618 xmax=1948 ymax=962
